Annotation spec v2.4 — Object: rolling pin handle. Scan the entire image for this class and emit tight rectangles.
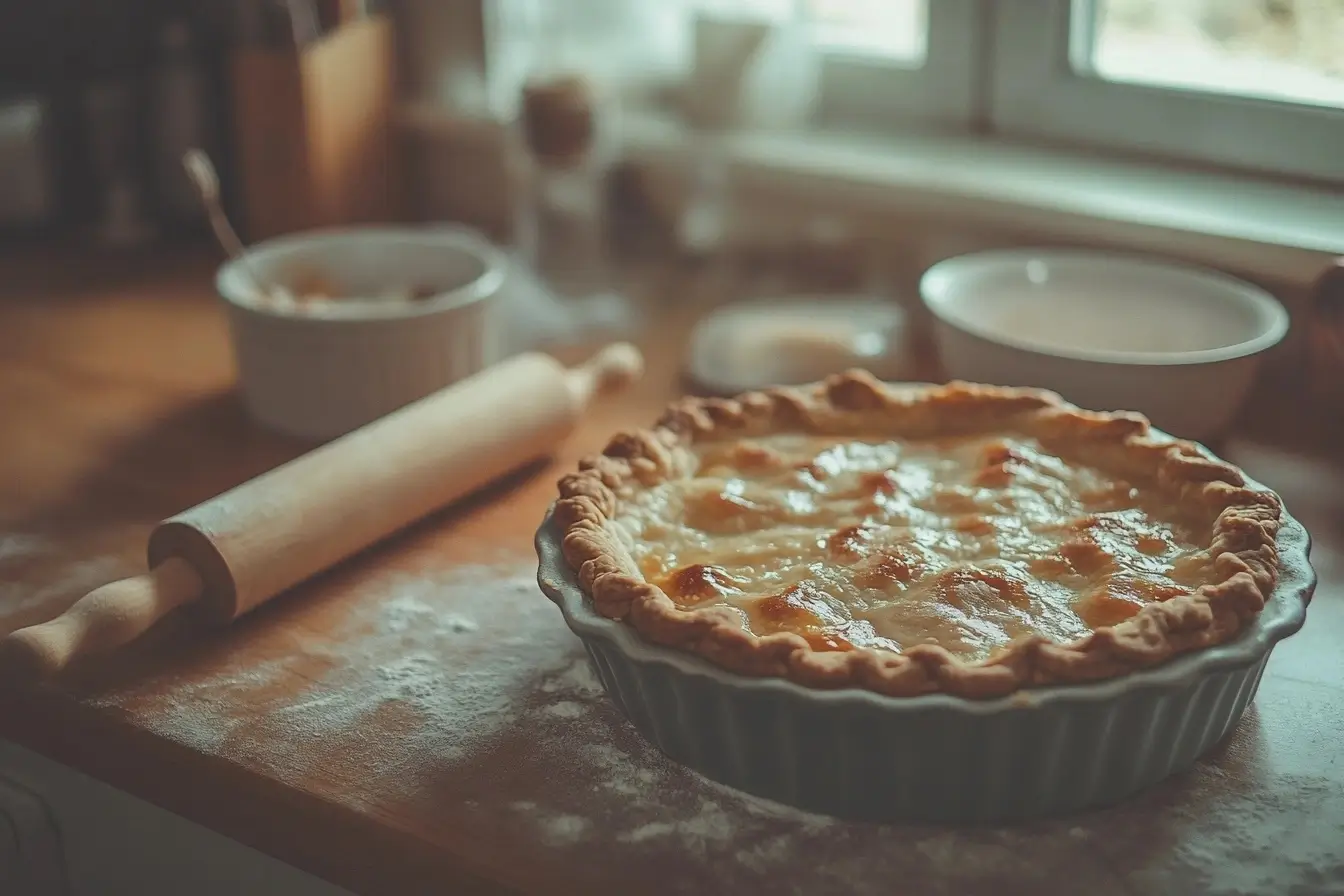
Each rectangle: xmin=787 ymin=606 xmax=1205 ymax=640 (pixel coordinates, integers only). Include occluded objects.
xmin=0 ymin=557 xmax=204 ymax=681
xmin=565 ymin=342 xmax=644 ymax=408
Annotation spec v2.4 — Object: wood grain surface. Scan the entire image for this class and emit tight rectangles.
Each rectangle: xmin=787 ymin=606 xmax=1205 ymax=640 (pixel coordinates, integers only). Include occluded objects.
xmin=1 ymin=245 xmax=1342 ymax=896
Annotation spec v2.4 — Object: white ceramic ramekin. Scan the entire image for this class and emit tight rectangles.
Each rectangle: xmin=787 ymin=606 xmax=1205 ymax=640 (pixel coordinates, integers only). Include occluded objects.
xmin=216 ymin=226 xmax=507 ymax=441
xmin=920 ymin=250 xmax=1290 ymax=442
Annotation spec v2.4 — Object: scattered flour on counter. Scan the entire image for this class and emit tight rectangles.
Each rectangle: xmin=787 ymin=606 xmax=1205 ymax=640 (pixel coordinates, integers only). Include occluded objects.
xmin=734 ymin=833 xmax=793 ymax=872
xmin=489 ymin=655 xmax=1344 ymax=896
xmin=133 ymin=563 xmax=608 ymax=771
xmin=691 ymin=773 xmax=837 ymax=829
xmin=539 ymin=657 xmax=605 ymax=698
xmin=1121 ymin=775 xmax=1344 ymax=896
xmin=620 ymin=800 xmax=737 ymax=851
xmin=0 ymin=552 xmax=136 ymax=618
xmin=512 ymin=801 xmax=591 ymax=847
xmin=137 ymin=656 xmax=297 ymax=753
xmin=136 ymin=557 xmax=847 ymax=861
xmin=374 ymin=653 xmax=445 ymax=702
xmin=580 ymin=744 xmax=658 ymax=798
xmin=0 ymin=532 xmax=51 ymax=564
xmin=622 ymin=821 xmax=678 ymax=844
xmin=544 ymin=814 xmax=591 ymax=845
xmin=123 ymin=559 xmax=1344 ymax=895
xmin=542 ymin=701 xmax=585 ymax=719
xmin=376 ymin=579 xmax=492 ymax=637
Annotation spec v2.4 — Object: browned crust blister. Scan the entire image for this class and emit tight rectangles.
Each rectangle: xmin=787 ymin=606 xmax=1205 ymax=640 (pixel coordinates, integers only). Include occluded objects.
xmin=554 ymin=373 xmax=1282 ymax=700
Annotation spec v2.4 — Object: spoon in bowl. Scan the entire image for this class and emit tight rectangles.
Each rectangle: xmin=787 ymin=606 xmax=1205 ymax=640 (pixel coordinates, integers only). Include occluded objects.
xmin=181 ymin=148 xmax=295 ymax=309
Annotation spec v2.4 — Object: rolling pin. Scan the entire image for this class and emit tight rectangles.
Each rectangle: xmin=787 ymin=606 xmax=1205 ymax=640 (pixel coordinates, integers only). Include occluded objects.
xmin=1 ymin=343 xmax=643 ymax=679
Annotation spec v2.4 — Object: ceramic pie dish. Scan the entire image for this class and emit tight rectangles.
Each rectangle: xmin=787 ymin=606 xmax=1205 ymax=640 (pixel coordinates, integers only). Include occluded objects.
xmin=535 ymin=375 xmax=1314 ymax=822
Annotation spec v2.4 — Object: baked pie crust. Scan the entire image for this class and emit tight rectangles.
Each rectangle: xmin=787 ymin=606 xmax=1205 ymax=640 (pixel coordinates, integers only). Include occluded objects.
xmin=555 ymin=374 xmax=1282 ymax=699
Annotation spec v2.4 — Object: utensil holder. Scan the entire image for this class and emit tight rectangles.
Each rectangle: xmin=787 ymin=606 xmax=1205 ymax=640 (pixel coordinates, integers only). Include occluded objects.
xmin=229 ymin=15 xmax=397 ymax=240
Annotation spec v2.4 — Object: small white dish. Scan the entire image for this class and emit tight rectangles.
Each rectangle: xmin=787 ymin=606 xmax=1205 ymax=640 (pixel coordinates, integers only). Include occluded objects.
xmin=920 ymin=250 xmax=1290 ymax=441
xmin=685 ymin=296 xmax=911 ymax=395
xmin=217 ymin=225 xmax=507 ymax=441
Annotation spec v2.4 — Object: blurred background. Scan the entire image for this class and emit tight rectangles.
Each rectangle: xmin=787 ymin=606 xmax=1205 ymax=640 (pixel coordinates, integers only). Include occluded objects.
xmin=4 ymin=1 xmax=1341 ymax=244
xmin=2 ymin=6 xmax=1344 ymax=892
xmin=1 ymin=0 xmax=1342 ymax=423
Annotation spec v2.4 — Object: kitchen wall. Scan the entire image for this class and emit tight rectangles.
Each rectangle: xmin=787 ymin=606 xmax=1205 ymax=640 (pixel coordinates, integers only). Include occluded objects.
xmin=0 ymin=0 xmax=237 ymax=238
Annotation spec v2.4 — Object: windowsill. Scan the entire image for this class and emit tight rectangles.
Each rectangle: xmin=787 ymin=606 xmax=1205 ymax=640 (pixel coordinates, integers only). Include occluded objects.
xmin=398 ymin=103 xmax=1343 ymax=292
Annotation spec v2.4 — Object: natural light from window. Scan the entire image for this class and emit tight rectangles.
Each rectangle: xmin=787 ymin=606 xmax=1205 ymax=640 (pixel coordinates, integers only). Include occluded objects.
xmin=807 ymin=0 xmax=926 ymax=62
xmin=699 ymin=0 xmax=927 ymax=63
xmin=1083 ymin=0 xmax=1344 ymax=107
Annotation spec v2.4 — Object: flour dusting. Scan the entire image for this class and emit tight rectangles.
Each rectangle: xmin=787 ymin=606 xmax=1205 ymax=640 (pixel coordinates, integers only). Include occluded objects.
xmin=0 ymin=550 xmax=138 ymax=622
xmin=117 ymin=559 xmax=1344 ymax=895
xmin=539 ymin=656 xmax=604 ymax=697
xmin=512 ymin=801 xmax=591 ymax=846
xmin=114 ymin=564 xmax=571 ymax=758
xmin=620 ymin=800 xmax=737 ymax=851
xmin=0 ymin=532 xmax=51 ymax=564
xmin=1108 ymin=774 xmax=1344 ymax=896
xmin=542 ymin=701 xmax=585 ymax=719
xmin=142 ymin=656 xmax=293 ymax=753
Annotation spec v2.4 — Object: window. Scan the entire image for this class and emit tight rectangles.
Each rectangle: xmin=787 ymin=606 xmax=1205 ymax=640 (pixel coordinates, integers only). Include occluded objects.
xmin=806 ymin=0 xmax=927 ymax=62
xmin=689 ymin=0 xmax=982 ymax=130
xmin=475 ymin=0 xmax=1344 ymax=183
xmin=1085 ymin=0 xmax=1344 ymax=107
xmin=992 ymin=0 xmax=1344 ymax=182
xmin=692 ymin=0 xmax=927 ymax=62
xmin=478 ymin=0 xmax=981 ymax=130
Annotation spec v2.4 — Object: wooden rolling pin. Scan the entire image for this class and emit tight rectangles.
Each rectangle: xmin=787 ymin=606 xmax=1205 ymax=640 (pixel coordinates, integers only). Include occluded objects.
xmin=1 ymin=344 xmax=643 ymax=679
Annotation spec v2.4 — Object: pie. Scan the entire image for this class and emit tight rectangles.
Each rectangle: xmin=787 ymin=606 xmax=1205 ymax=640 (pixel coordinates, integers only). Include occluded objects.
xmin=555 ymin=374 xmax=1282 ymax=699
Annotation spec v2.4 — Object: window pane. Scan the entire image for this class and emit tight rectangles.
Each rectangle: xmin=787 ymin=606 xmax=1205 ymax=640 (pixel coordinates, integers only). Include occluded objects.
xmin=806 ymin=0 xmax=926 ymax=62
xmin=697 ymin=0 xmax=927 ymax=63
xmin=1081 ymin=0 xmax=1344 ymax=108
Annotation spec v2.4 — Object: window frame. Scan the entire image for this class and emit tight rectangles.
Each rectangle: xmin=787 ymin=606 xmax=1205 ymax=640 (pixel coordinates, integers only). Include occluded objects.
xmin=811 ymin=0 xmax=983 ymax=132
xmin=439 ymin=0 xmax=1344 ymax=184
xmin=475 ymin=0 xmax=984 ymax=132
xmin=989 ymin=0 xmax=1344 ymax=184
xmin=399 ymin=0 xmax=1344 ymax=293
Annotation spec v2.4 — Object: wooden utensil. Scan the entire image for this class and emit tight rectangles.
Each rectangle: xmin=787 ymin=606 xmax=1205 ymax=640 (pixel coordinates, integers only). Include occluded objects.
xmin=1 ymin=344 xmax=643 ymax=679
xmin=182 ymin=148 xmax=296 ymax=308
xmin=1310 ymin=260 xmax=1344 ymax=407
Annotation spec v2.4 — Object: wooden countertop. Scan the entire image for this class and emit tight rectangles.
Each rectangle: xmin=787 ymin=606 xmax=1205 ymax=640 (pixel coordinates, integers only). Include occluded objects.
xmin=1 ymin=246 xmax=1342 ymax=895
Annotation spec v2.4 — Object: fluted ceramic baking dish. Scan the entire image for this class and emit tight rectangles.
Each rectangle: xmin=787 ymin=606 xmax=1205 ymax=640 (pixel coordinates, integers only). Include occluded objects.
xmin=535 ymin=470 xmax=1314 ymax=824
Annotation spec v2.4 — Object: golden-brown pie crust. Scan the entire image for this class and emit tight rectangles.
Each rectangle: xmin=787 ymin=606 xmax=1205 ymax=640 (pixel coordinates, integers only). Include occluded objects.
xmin=554 ymin=374 xmax=1281 ymax=700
